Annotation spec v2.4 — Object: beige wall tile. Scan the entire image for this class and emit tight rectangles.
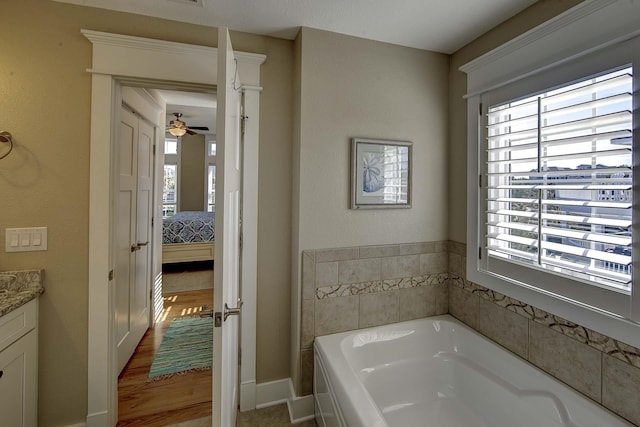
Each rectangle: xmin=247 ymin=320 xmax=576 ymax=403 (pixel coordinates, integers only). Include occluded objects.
xmin=603 ymin=354 xmax=640 ymax=426
xmin=359 ymin=291 xmax=399 ymax=328
xmin=315 ymin=296 xmax=359 ymax=336
xmin=315 ymin=262 xmax=338 ymax=287
xmin=449 ymin=252 xmax=465 ymax=278
xmin=420 ymin=252 xmax=448 ymax=274
xmin=316 ymin=247 xmax=359 ymax=262
xmin=448 ymin=240 xmax=466 ymax=256
xmin=399 ymin=242 xmax=436 ymax=255
xmin=359 ymin=244 xmax=399 ymax=259
xmin=435 ymin=282 xmax=449 ymax=315
xmin=338 ymin=258 xmax=381 ymax=284
xmin=302 ymin=250 xmax=315 ymax=301
xmin=301 ymin=300 xmax=315 ymax=349
xmin=449 ymin=285 xmax=479 ymax=329
xmin=381 ymin=255 xmax=420 ymax=279
xmin=528 ymin=321 xmax=602 ymax=402
xmin=300 ymin=348 xmax=314 ymax=396
xmin=478 ymin=298 xmax=528 ymax=359
xmin=399 ymin=286 xmax=436 ymax=321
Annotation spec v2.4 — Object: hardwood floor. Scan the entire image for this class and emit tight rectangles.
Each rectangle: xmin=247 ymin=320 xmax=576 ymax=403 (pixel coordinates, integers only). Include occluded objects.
xmin=117 ymin=288 xmax=214 ymax=427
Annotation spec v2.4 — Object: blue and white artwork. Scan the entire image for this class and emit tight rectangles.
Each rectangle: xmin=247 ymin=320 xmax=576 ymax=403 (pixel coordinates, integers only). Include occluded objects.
xmin=362 ymin=152 xmax=384 ymax=193
xmin=352 ymin=138 xmax=412 ymax=209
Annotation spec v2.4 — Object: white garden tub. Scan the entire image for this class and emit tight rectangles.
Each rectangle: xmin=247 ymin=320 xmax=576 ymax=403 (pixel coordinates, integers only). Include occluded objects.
xmin=313 ymin=315 xmax=631 ymax=427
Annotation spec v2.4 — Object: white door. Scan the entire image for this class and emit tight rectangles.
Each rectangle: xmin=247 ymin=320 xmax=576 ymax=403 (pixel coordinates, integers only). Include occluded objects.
xmin=116 ymin=106 xmax=153 ymax=374
xmin=213 ymin=27 xmax=243 ymax=427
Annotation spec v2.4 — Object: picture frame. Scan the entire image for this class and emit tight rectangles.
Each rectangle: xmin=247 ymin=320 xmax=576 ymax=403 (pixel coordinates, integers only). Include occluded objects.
xmin=350 ymin=137 xmax=412 ymax=209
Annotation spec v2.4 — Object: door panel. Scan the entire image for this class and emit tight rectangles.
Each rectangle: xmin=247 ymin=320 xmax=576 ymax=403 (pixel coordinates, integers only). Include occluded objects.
xmin=116 ymin=106 xmax=153 ymax=374
xmin=214 ymin=27 xmax=243 ymax=427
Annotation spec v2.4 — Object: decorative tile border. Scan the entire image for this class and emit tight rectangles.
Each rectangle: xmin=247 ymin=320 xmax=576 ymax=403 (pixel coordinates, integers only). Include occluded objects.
xmin=315 ymin=273 xmax=449 ymax=299
xmin=451 ymin=274 xmax=640 ymax=370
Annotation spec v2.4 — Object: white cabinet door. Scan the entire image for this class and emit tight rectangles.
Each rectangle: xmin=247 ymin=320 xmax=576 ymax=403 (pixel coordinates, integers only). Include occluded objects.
xmin=0 ymin=331 xmax=37 ymax=427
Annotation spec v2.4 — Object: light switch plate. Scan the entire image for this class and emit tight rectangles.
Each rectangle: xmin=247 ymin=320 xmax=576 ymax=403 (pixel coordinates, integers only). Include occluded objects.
xmin=5 ymin=227 xmax=48 ymax=252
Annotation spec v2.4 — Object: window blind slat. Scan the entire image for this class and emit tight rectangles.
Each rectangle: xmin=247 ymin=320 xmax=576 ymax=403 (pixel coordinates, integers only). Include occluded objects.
xmin=488 ymin=221 xmax=631 ymax=246
xmin=489 ymin=233 xmax=630 ymax=264
xmin=487 ymin=130 xmax=632 ymax=154
xmin=495 ymin=184 xmax=631 ymax=191
xmin=488 ymin=197 xmax=632 ymax=209
xmin=489 ymin=209 xmax=631 ymax=228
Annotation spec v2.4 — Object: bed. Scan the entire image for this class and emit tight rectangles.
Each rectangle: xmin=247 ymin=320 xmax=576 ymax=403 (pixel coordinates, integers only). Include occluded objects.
xmin=162 ymin=211 xmax=215 ymax=264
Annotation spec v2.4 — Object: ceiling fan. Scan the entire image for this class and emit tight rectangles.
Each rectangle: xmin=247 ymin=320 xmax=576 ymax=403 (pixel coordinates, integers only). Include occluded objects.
xmin=167 ymin=112 xmax=209 ymax=137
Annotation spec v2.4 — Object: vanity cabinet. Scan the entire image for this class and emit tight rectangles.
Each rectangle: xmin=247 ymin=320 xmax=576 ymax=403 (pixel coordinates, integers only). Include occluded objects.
xmin=0 ymin=298 xmax=38 ymax=427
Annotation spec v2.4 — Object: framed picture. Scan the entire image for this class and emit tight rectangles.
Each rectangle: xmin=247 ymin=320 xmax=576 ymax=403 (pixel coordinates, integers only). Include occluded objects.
xmin=350 ymin=137 xmax=412 ymax=209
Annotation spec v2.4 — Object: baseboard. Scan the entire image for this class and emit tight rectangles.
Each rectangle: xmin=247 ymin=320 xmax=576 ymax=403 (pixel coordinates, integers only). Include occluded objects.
xmin=254 ymin=378 xmax=315 ymax=423
xmin=286 ymin=380 xmax=315 ymax=424
xmin=255 ymin=378 xmax=290 ymax=408
xmin=85 ymin=410 xmax=108 ymax=427
xmin=240 ymin=380 xmax=257 ymax=411
xmin=65 ymin=422 xmax=87 ymax=427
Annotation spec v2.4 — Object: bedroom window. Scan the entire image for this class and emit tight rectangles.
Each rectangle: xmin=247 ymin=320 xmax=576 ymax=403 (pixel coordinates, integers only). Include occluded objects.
xmin=207 ymin=165 xmax=216 ymax=212
xmin=205 ymin=140 xmax=216 ymax=212
xmin=163 ymin=138 xmax=179 ymax=217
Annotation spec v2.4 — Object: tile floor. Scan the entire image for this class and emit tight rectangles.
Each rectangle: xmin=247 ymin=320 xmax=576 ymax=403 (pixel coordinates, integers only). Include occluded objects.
xmin=166 ymin=404 xmax=317 ymax=427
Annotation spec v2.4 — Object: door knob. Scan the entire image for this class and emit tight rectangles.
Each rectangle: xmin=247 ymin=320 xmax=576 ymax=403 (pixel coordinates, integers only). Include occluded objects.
xmin=223 ymin=299 xmax=243 ymax=321
xmin=130 ymin=241 xmax=149 ymax=252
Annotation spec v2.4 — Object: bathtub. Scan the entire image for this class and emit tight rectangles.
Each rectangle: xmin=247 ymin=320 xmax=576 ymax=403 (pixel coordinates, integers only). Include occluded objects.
xmin=313 ymin=315 xmax=632 ymax=427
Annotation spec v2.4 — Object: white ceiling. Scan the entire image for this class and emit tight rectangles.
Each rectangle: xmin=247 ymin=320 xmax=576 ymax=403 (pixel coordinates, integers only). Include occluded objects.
xmin=60 ymin=0 xmax=540 ymax=134
xmin=55 ymin=0 xmax=537 ymax=54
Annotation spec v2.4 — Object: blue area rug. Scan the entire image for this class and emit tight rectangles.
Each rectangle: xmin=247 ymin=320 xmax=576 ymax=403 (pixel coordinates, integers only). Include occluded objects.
xmin=148 ymin=316 xmax=213 ymax=380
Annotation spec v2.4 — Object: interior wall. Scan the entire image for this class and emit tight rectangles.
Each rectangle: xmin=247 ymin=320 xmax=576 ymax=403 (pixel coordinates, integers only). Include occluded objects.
xmin=447 ymin=0 xmax=583 ymax=244
xmin=179 ymin=134 xmax=206 ymax=211
xmin=291 ymin=26 xmax=449 ymax=393
xmin=2 ymin=0 xmax=293 ymax=424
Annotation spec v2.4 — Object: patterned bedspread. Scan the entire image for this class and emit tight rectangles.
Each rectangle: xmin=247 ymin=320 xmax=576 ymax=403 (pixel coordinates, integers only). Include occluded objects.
xmin=162 ymin=211 xmax=215 ymax=244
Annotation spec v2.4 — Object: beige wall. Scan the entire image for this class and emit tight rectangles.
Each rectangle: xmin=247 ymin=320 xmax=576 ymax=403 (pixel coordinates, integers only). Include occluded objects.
xmin=291 ymin=27 xmax=449 ymax=392
xmin=296 ymin=28 xmax=449 ymax=251
xmin=2 ymin=0 xmax=292 ymax=424
xmin=179 ymin=134 xmax=206 ymax=211
xmin=447 ymin=0 xmax=583 ymax=244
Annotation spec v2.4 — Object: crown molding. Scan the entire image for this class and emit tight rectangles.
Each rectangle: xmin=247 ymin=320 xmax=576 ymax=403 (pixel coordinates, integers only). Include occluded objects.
xmin=459 ymin=0 xmax=640 ymax=97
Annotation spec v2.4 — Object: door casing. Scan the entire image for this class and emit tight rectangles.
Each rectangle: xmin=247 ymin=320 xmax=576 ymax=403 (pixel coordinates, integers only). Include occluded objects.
xmin=83 ymin=30 xmax=265 ymax=426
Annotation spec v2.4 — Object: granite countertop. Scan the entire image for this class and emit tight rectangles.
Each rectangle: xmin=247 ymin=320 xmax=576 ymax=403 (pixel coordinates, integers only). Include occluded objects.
xmin=0 ymin=269 xmax=45 ymax=317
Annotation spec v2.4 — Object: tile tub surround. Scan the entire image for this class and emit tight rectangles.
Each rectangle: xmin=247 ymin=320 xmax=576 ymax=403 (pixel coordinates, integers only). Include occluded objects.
xmin=300 ymin=242 xmax=449 ymax=395
xmin=448 ymin=244 xmax=640 ymax=426
xmin=0 ymin=269 xmax=45 ymax=317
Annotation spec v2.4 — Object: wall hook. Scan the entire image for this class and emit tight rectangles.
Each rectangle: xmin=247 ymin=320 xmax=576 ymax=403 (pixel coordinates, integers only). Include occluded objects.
xmin=0 ymin=131 xmax=14 ymax=160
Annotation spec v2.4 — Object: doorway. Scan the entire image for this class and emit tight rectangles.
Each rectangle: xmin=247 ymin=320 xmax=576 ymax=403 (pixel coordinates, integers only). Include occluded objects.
xmin=84 ymin=30 xmax=264 ymax=426
xmin=116 ymin=87 xmax=217 ymax=425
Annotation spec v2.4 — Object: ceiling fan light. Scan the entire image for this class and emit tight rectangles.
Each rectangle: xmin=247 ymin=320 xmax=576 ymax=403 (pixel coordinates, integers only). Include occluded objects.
xmin=169 ymin=127 xmax=187 ymax=137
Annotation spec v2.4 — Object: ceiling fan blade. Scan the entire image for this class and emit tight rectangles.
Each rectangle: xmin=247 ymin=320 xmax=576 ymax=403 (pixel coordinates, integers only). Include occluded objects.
xmin=188 ymin=126 xmax=209 ymax=131
xmin=186 ymin=129 xmax=198 ymax=135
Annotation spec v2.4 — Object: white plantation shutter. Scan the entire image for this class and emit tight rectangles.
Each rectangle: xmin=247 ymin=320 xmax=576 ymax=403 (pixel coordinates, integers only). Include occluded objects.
xmin=485 ymin=68 xmax=633 ymax=290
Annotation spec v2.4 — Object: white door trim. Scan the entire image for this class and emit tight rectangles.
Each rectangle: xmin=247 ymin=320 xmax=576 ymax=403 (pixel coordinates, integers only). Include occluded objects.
xmin=83 ymin=30 xmax=265 ymax=426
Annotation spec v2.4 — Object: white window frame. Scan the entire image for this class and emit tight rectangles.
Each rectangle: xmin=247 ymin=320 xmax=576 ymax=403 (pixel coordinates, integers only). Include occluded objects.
xmin=461 ymin=0 xmax=640 ymax=349
xmin=163 ymin=137 xmax=180 ymax=217
xmin=204 ymin=139 xmax=216 ymax=212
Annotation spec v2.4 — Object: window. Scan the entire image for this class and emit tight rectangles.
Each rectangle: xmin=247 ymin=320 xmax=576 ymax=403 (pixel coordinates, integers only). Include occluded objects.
xmin=485 ymin=67 xmax=632 ymax=292
xmin=205 ymin=140 xmax=216 ymax=212
xmin=207 ymin=165 xmax=216 ymax=212
xmin=163 ymin=138 xmax=179 ymax=217
xmin=461 ymin=1 xmax=640 ymax=348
